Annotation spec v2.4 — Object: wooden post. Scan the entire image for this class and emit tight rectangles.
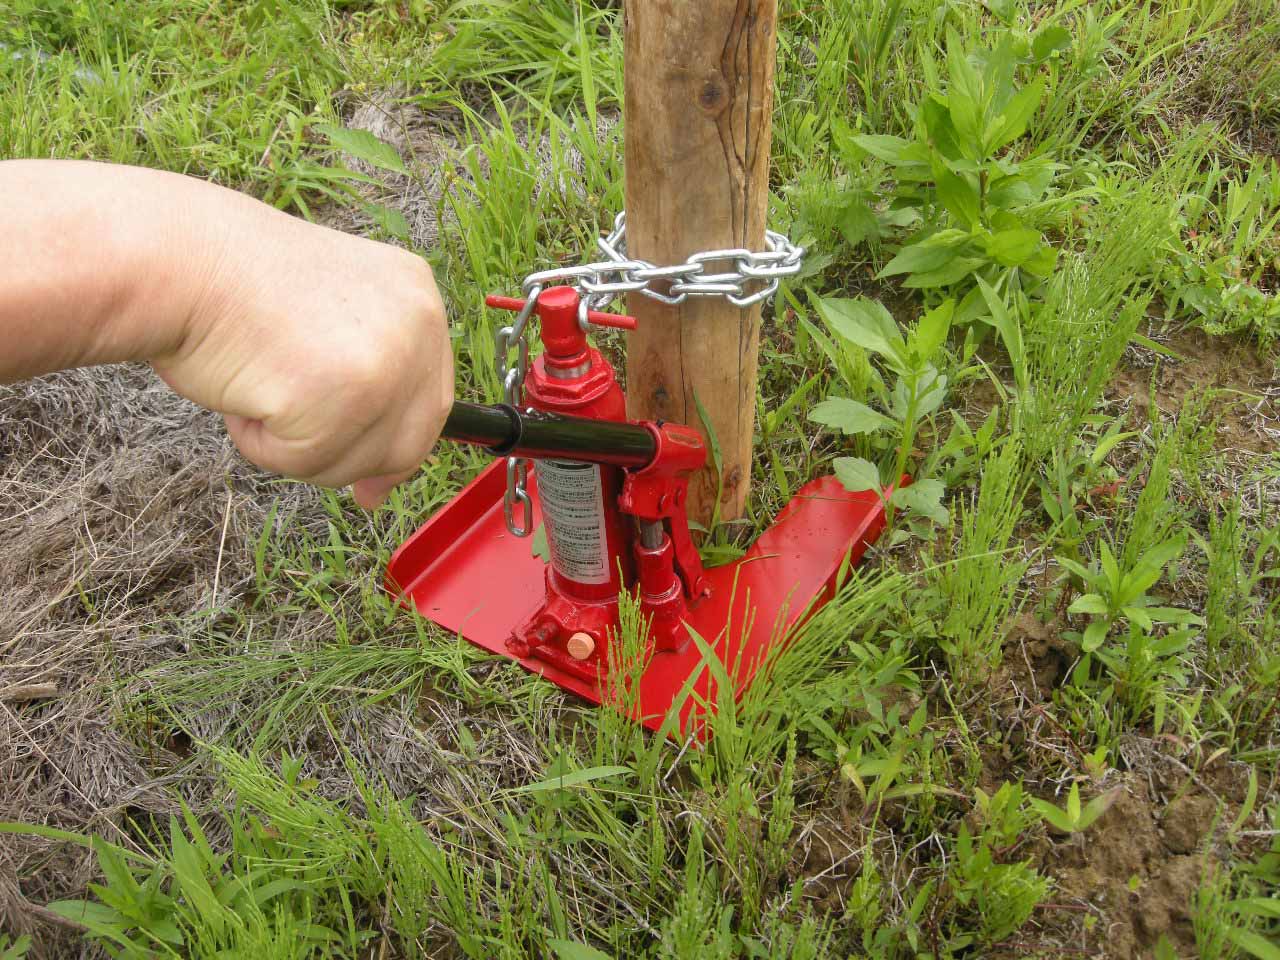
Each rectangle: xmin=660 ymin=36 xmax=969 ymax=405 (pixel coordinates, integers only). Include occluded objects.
xmin=622 ymin=0 xmax=779 ymax=527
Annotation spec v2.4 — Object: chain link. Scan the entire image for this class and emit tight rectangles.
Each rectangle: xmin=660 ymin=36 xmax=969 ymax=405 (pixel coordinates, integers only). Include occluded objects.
xmin=522 ymin=213 xmax=806 ymax=311
xmin=493 ymin=285 xmax=541 ymax=537
xmin=491 ymin=213 xmax=805 ymax=538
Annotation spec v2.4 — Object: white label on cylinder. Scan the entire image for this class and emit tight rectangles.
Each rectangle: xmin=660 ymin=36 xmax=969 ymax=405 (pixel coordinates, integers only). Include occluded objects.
xmin=536 ymin=459 xmax=609 ymax=585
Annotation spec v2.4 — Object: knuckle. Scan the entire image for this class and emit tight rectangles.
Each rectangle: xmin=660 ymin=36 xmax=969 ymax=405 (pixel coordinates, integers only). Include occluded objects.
xmin=343 ymin=341 xmax=398 ymax=401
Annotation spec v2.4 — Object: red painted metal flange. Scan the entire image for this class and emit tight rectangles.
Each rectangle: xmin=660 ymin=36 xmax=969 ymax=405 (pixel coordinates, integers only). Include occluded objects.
xmin=385 ymin=462 xmax=892 ymax=737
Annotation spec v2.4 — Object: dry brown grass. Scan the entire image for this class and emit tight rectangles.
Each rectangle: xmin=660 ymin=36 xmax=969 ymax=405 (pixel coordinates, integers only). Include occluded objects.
xmin=0 ymin=363 xmax=283 ymax=942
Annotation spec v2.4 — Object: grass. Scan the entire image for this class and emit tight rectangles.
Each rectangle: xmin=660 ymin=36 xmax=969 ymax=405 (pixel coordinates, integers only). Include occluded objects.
xmin=1 ymin=0 xmax=1279 ymax=957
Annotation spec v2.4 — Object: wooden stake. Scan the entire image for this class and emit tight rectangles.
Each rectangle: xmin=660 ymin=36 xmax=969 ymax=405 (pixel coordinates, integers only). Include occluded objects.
xmin=622 ymin=0 xmax=779 ymax=526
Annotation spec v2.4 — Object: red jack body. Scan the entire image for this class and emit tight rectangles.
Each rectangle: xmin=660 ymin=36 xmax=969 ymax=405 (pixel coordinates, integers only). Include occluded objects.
xmin=386 ymin=287 xmax=894 ymax=736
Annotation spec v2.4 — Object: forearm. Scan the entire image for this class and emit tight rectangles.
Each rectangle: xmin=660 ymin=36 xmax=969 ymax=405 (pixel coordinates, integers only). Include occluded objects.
xmin=1 ymin=158 xmax=452 ymax=509
xmin=0 ymin=159 xmax=225 ymax=382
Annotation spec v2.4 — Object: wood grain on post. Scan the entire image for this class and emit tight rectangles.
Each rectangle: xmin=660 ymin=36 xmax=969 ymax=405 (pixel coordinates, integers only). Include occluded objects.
xmin=622 ymin=0 xmax=779 ymax=526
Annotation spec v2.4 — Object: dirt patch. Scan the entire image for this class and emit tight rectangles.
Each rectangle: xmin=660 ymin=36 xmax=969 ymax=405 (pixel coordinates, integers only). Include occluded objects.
xmin=1160 ymin=793 xmax=1220 ymax=856
xmin=1044 ymin=782 xmax=1207 ymax=959
xmin=1111 ymin=323 xmax=1277 ymax=454
xmin=788 ymin=790 xmax=865 ymax=912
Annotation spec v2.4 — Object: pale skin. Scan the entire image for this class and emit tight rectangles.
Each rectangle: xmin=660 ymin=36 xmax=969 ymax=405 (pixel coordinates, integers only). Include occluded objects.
xmin=0 ymin=159 xmax=453 ymax=508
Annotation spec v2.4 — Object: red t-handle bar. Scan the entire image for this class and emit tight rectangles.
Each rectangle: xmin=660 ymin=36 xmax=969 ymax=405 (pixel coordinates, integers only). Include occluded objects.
xmin=484 ymin=294 xmax=638 ymax=331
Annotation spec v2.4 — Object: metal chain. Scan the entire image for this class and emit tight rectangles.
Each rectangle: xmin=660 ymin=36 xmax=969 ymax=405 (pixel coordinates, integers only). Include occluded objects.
xmin=492 ymin=213 xmax=805 ymax=538
xmin=494 ymin=287 xmax=540 ymax=537
xmin=522 ymin=212 xmax=806 ymax=311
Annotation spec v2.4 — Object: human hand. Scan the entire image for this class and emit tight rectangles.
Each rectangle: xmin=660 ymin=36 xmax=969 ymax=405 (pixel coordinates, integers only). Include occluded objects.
xmin=152 ymin=186 xmax=453 ymax=508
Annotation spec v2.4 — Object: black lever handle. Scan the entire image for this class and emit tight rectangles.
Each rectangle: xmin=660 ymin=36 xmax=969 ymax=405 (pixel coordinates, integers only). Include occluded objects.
xmin=442 ymin=401 xmax=656 ymax=469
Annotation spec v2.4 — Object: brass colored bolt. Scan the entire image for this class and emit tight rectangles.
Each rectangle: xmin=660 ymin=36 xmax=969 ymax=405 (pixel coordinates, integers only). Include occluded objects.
xmin=566 ymin=632 xmax=596 ymax=660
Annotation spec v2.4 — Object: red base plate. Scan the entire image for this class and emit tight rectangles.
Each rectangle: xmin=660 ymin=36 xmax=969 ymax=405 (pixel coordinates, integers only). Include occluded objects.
xmin=386 ymin=461 xmax=889 ymax=735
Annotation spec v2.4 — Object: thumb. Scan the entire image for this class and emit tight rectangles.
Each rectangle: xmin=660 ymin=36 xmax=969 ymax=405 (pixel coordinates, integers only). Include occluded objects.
xmin=224 ymin=413 xmax=272 ymax=468
xmin=351 ymin=470 xmax=415 ymax=509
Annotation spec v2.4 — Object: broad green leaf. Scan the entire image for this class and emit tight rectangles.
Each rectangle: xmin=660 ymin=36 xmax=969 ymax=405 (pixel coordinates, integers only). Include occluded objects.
xmin=841 ymin=762 xmax=867 ymax=800
xmin=1078 ymin=787 xmax=1121 ymax=829
xmin=984 ymin=0 xmax=1017 ymax=26
xmin=1150 ymin=628 xmax=1194 ymax=656
xmin=834 ymin=457 xmax=882 ymax=493
xmin=883 ymin=205 xmax=922 ymax=228
xmin=1067 ymin=594 xmax=1109 ymax=616
xmin=911 ymin=300 xmax=954 ymax=362
xmin=921 ymin=95 xmax=967 ymax=165
xmin=1032 ymin=24 xmax=1072 ymax=62
xmin=1022 ymin=242 xmax=1058 ymax=277
xmin=954 ymin=284 xmax=990 ymax=327
xmin=985 ymin=227 xmax=1044 ymax=267
xmin=985 ymin=78 xmax=1044 ymax=154
xmin=1082 ymin=619 xmax=1109 ymax=653
xmin=891 ymin=367 xmax=947 ymax=421
xmin=170 ymin=827 xmax=220 ymax=920
xmin=878 ymin=230 xmax=969 ymax=279
xmin=1100 ymin=541 xmax=1121 ymax=592
xmin=93 ymin=839 xmax=139 ymax=899
xmin=934 ymin=162 xmax=981 ymax=228
xmin=1144 ymin=538 xmax=1187 ymax=573
xmin=1066 ymin=782 xmax=1082 ymax=823
xmin=548 ymin=939 xmax=615 ymax=960
xmin=314 ymin=122 xmax=407 ymax=174
xmin=0 ymin=935 xmax=31 ymax=960
xmin=984 ymin=32 xmax=1019 ymax=112
xmin=849 ymin=133 xmax=920 ymax=166
xmin=1090 ymin=429 xmax=1138 ymax=465
xmin=1225 ymin=927 xmax=1280 ymax=960
xmin=363 ymin=202 xmax=412 ymax=242
xmin=986 ymin=173 xmax=1036 ymax=208
xmin=809 ymin=398 xmax=896 ymax=435
xmin=912 ymin=369 xmax=949 ymax=418
xmin=839 ymin=196 xmax=881 ymax=247
xmin=47 ymin=900 xmax=145 ymax=948
xmin=1142 ymin=606 xmax=1203 ymax=625
xmin=1124 ymin=605 xmax=1154 ymax=632
xmin=891 ymin=479 xmax=948 ymax=524
xmin=903 ymin=257 xmax=986 ymax=289
xmin=945 ymin=31 xmax=984 ymax=159
xmin=1055 ymin=556 xmax=1094 ymax=583
xmin=815 ymin=297 xmax=904 ymax=362
xmin=1028 ymin=797 xmax=1074 ymax=833
xmin=1233 ymin=898 xmax=1280 ymax=919
xmin=511 ymin=765 xmax=632 ymax=794
xmin=1125 ymin=539 xmax=1185 ymax=595
xmin=47 ymin=900 xmax=127 ymax=927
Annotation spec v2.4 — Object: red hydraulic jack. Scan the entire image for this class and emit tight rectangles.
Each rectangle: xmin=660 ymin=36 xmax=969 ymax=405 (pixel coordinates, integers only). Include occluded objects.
xmin=385 ymin=286 xmax=892 ymax=737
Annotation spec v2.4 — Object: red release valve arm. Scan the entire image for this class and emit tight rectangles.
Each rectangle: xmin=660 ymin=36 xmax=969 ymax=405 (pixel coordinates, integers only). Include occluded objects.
xmin=485 ymin=295 xmax=638 ymax=331
xmin=617 ymin=422 xmax=710 ymax=601
xmin=486 ymin=292 xmax=637 ymax=365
